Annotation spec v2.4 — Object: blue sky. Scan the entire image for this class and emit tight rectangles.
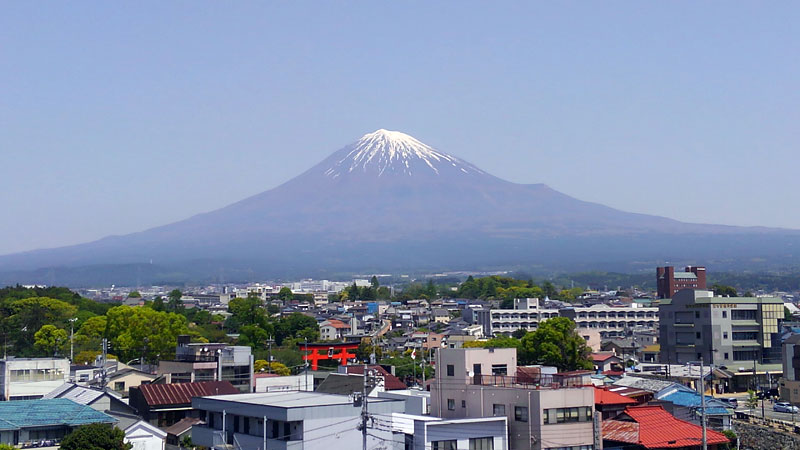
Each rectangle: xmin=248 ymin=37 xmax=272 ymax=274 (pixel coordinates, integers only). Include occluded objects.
xmin=1 ymin=3 xmax=798 ymax=255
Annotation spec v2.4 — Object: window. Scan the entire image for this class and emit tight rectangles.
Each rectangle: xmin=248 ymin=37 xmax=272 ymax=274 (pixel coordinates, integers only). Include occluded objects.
xmin=696 ymin=332 xmax=701 ymax=339
xmin=447 ymin=365 xmax=455 ymax=377
xmin=433 ymin=441 xmax=457 ymax=450
xmin=544 ymin=407 xmax=593 ymax=424
xmin=492 ymin=404 xmax=505 ymax=417
xmin=491 ymin=364 xmax=508 ymax=376
xmin=734 ymin=350 xmax=758 ymax=361
xmin=462 ymin=400 xmax=466 ymax=408
xmin=723 ymin=332 xmax=728 ymax=339
xmin=732 ymin=310 xmax=757 ymax=321
xmin=447 ymin=399 xmax=455 ymax=411
xmin=724 ymin=353 xmax=729 ymax=359
xmin=695 ymin=311 xmax=700 ymax=318
xmin=470 ymin=437 xmax=494 ymax=450
xmin=515 ymin=406 xmax=528 ymax=422
xmin=722 ymin=311 xmax=727 ymax=318
xmin=732 ymin=332 xmax=759 ymax=341
xmin=114 ymin=381 xmax=125 ymax=391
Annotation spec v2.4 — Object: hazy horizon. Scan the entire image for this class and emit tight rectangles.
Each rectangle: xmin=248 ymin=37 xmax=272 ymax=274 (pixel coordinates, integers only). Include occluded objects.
xmin=2 ymin=3 xmax=799 ymax=255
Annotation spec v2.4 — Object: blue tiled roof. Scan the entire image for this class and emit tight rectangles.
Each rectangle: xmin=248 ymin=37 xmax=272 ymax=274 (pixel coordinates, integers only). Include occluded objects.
xmin=0 ymin=398 xmax=115 ymax=431
xmin=657 ymin=386 xmax=732 ymax=416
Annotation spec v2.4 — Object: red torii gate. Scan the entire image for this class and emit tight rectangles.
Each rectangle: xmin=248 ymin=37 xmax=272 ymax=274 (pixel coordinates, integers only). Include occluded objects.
xmin=298 ymin=342 xmax=359 ymax=370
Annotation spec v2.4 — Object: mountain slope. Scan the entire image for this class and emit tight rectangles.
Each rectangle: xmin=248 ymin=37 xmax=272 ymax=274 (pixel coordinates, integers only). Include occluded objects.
xmin=2 ymin=129 xmax=798 ymax=283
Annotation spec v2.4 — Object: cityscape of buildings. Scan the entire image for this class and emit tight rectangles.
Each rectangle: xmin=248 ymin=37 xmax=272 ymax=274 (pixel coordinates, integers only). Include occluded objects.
xmin=2 ymin=265 xmax=800 ymax=449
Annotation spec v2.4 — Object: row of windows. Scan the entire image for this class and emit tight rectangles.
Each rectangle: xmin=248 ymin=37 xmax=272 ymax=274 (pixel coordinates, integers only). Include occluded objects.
xmin=432 ymin=437 xmax=494 ymax=450
xmin=543 ymin=407 xmax=593 ymax=424
xmin=9 ymin=368 xmax=64 ymax=382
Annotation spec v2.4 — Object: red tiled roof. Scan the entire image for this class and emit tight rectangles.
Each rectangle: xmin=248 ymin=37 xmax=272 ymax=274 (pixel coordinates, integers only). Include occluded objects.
xmin=604 ymin=405 xmax=729 ymax=449
xmin=325 ymin=319 xmax=351 ymax=329
xmin=593 ymin=386 xmax=637 ymax=406
xmin=592 ymin=352 xmax=618 ymax=362
xmin=603 ymin=370 xmax=624 ymax=376
xmin=343 ymin=365 xmax=407 ymax=390
xmin=138 ymin=381 xmax=239 ymax=406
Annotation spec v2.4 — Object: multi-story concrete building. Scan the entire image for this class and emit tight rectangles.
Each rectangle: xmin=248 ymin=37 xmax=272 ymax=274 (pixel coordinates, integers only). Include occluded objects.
xmin=431 ymin=348 xmax=596 ymax=450
xmin=157 ymin=336 xmax=254 ymax=393
xmin=657 ymin=266 xmax=706 ymax=299
xmin=659 ymin=289 xmax=784 ymax=390
xmin=191 ymin=391 xmax=407 ymax=450
xmin=0 ymin=358 xmax=70 ymax=401
xmin=468 ymin=298 xmax=658 ymax=338
xmin=780 ymin=334 xmax=800 ymax=404
xmin=560 ymin=304 xmax=658 ymax=330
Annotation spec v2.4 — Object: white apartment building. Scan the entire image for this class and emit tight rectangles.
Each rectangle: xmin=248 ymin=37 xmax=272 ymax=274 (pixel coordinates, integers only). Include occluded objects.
xmin=468 ymin=298 xmax=658 ymax=337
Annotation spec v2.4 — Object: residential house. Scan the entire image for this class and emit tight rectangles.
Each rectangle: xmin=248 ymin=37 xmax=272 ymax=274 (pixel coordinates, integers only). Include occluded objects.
xmin=123 ymin=420 xmax=167 ymax=450
xmin=591 ymin=352 xmax=622 ymax=373
xmin=129 ymin=380 xmax=240 ymax=428
xmin=164 ymin=417 xmax=204 ymax=450
xmin=593 ymin=386 xmax=636 ymax=419
xmin=319 ymin=319 xmax=351 ymax=341
xmin=0 ymin=398 xmax=116 ymax=447
xmin=603 ymin=405 xmax=729 ymax=450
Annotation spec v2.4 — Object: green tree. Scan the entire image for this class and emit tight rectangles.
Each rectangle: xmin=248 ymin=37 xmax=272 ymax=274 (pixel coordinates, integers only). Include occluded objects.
xmin=745 ymin=390 xmax=758 ymax=409
xmin=276 ymin=313 xmax=319 ymax=345
xmin=711 ymin=284 xmax=738 ymax=297
xmin=541 ymin=281 xmax=557 ymax=298
xmin=167 ymin=289 xmax=184 ymax=312
xmin=278 ymin=287 xmax=293 ymax=302
xmin=254 ymin=359 xmax=291 ymax=375
xmin=127 ymin=291 xmax=141 ymax=298
xmin=60 ymin=424 xmax=131 ymax=450
xmin=370 ymin=276 xmax=380 ymax=289
xmin=105 ymin=305 xmax=190 ymax=362
xmin=151 ymin=296 xmax=165 ymax=312
xmin=34 ymin=325 xmax=68 ymax=356
xmin=519 ymin=317 xmax=592 ymax=371
xmin=8 ymin=296 xmax=77 ymax=353
xmin=463 ymin=336 xmax=521 ymax=350
xmin=226 ymin=295 xmax=265 ymax=331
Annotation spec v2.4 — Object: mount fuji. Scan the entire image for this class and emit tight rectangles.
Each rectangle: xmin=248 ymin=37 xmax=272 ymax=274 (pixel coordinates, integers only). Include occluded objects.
xmin=2 ymin=129 xmax=798 ymax=284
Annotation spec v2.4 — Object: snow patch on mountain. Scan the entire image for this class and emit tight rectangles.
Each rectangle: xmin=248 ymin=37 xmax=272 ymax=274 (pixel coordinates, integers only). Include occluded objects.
xmin=324 ymin=129 xmax=484 ymax=178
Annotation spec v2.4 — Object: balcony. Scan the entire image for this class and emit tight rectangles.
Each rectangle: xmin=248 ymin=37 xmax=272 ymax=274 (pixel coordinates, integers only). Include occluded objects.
xmin=192 ymin=425 xmax=302 ymax=450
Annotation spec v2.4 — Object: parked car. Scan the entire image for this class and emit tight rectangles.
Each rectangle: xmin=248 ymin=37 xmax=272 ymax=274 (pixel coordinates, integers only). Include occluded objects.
xmin=720 ymin=398 xmax=738 ymax=408
xmin=773 ymin=402 xmax=800 ymax=413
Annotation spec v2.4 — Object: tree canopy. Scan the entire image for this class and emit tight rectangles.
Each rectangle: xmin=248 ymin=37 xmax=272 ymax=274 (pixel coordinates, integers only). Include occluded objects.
xmin=60 ymin=424 xmax=131 ymax=450
xmin=519 ymin=317 xmax=592 ymax=371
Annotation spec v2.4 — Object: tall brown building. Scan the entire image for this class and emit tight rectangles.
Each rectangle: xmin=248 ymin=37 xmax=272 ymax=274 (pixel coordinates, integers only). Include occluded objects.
xmin=656 ymin=265 xmax=706 ymax=298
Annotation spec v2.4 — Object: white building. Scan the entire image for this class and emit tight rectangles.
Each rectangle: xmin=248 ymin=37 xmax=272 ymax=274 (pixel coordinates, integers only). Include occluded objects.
xmin=124 ymin=420 xmax=167 ymax=450
xmin=0 ymin=358 xmax=70 ymax=401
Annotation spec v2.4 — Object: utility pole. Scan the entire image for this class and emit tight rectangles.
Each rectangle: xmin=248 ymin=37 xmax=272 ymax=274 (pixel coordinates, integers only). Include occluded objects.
xmin=361 ymin=363 xmax=369 ymax=450
xmin=304 ymin=338 xmax=309 ymax=391
xmin=100 ymin=338 xmax=108 ymax=391
xmin=69 ymin=318 xmax=77 ymax=362
xmin=593 ymin=410 xmax=603 ymax=450
xmin=700 ymin=357 xmax=707 ymax=450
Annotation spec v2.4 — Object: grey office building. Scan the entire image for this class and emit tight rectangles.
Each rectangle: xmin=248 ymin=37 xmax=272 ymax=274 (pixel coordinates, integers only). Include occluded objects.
xmin=659 ymin=289 xmax=783 ymax=389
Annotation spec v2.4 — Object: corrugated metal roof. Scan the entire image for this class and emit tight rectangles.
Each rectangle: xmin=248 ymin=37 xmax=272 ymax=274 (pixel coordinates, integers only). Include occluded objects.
xmin=594 ymin=386 xmax=637 ymax=406
xmin=139 ymin=381 xmax=239 ymax=406
xmin=0 ymin=398 xmax=115 ymax=431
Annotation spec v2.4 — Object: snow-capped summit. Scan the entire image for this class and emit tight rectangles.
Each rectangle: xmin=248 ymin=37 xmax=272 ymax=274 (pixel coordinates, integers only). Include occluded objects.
xmin=323 ymin=129 xmax=484 ymax=178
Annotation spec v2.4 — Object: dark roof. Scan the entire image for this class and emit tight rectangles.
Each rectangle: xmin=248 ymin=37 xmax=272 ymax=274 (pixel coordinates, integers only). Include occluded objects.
xmin=343 ymin=365 xmax=407 ymax=390
xmin=316 ymin=374 xmax=365 ymax=395
xmin=163 ymin=417 xmax=204 ymax=437
xmin=137 ymin=381 xmax=238 ymax=406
